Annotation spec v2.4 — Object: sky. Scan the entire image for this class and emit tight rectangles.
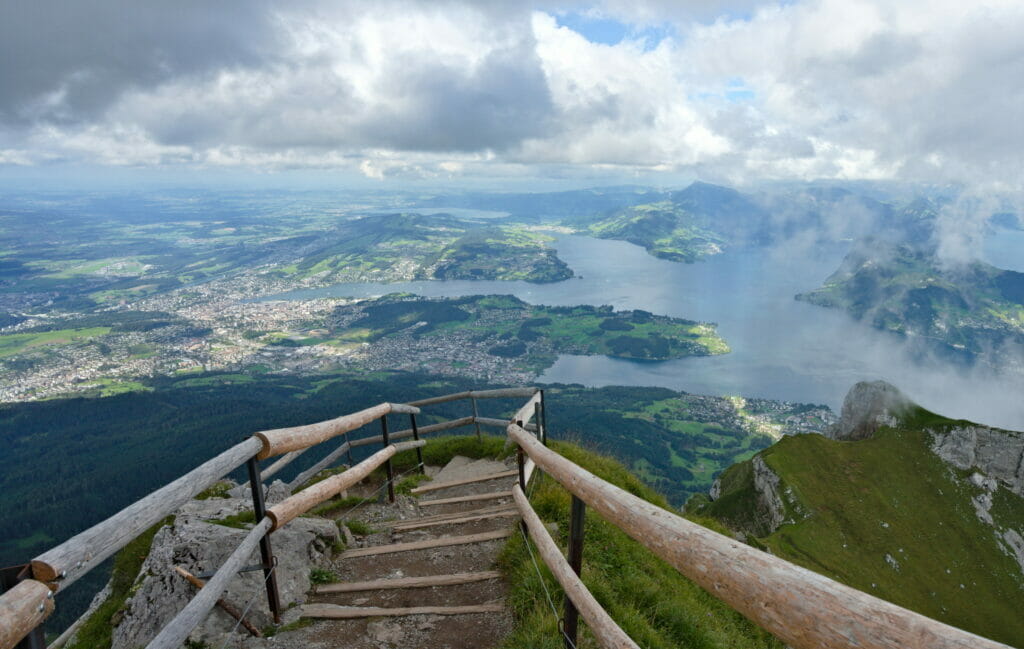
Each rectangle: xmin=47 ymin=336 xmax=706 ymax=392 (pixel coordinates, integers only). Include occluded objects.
xmin=1 ymin=0 xmax=1023 ymax=189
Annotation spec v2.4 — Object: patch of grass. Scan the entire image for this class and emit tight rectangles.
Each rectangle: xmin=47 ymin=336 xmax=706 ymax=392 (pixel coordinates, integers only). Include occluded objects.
xmin=0 ymin=327 xmax=111 ymax=358
xmin=497 ymin=442 xmax=783 ymax=649
xmin=207 ymin=510 xmax=255 ymax=529
xmin=395 ymin=473 xmax=431 ymax=494
xmin=309 ymin=568 xmax=339 ymax=585
xmin=389 ymin=434 xmax=511 ymax=474
xmin=66 ymin=517 xmax=174 ymax=649
xmin=331 ymin=539 xmax=347 ymax=553
xmin=195 ymin=480 xmax=232 ymax=500
xmin=344 ymin=520 xmax=375 ymax=536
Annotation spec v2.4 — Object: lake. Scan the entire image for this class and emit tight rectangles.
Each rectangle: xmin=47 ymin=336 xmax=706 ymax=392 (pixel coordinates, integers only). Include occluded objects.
xmin=266 ymin=233 xmax=1024 ymax=430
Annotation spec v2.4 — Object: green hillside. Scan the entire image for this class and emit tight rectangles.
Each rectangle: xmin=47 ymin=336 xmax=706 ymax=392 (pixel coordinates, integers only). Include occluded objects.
xmin=796 ymin=241 xmax=1024 ymax=358
xmin=690 ymin=407 xmax=1024 ymax=647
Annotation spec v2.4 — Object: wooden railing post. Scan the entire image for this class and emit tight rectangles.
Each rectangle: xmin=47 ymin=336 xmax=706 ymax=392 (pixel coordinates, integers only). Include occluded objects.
xmin=563 ymin=495 xmax=586 ymax=648
xmin=472 ymin=396 xmax=482 ymax=440
xmin=381 ymin=416 xmax=395 ymax=503
xmin=410 ymin=414 xmax=425 ymax=474
xmin=344 ymin=430 xmax=354 ymax=465
xmin=245 ymin=457 xmax=282 ymax=624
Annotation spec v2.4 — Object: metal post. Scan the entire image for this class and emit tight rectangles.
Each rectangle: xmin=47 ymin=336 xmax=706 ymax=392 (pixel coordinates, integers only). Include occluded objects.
xmin=563 ymin=495 xmax=586 ymax=649
xmin=245 ymin=457 xmax=282 ymax=624
xmin=410 ymin=413 xmax=425 ymax=474
xmin=0 ymin=564 xmax=45 ymax=649
xmin=471 ymin=396 xmax=482 ymax=440
xmin=540 ymin=389 xmax=549 ymax=446
xmin=381 ymin=416 xmax=395 ymax=503
xmin=534 ymin=402 xmax=543 ymax=441
xmin=517 ymin=447 xmax=526 ymax=489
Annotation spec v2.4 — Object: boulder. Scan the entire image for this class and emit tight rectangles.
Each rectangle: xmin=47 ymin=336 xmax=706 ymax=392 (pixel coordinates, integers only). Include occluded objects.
xmin=828 ymin=380 xmax=913 ymax=441
xmin=109 ymin=497 xmax=338 ymax=649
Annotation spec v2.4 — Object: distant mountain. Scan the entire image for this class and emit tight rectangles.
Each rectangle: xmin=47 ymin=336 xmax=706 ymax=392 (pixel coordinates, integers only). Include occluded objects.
xmin=688 ymin=381 xmax=1024 ymax=647
xmin=414 ymin=186 xmax=664 ymax=222
xmin=570 ymin=181 xmax=769 ymax=262
xmin=796 ymin=238 xmax=1024 ymax=360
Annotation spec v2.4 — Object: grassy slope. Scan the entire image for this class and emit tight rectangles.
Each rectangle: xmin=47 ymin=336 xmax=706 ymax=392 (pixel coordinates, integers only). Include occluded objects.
xmin=491 ymin=440 xmax=782 ymax=649
xmin=585 ymin=202 xmax=725 ymax=263
xmin=695 ymin=414 xmax=1024 ymax=647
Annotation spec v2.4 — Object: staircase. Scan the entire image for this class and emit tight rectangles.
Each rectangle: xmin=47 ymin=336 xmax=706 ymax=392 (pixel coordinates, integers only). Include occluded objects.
xmin=275 ymin=456 xmax=520 ymax=648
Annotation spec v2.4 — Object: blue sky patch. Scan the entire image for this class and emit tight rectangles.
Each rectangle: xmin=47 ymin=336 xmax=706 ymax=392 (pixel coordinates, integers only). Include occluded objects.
xmin=555 ymin=12 xmax=675 ymax=51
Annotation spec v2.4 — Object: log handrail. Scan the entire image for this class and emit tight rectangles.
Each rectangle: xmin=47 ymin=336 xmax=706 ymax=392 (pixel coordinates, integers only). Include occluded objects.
xmin=511 ymin=486 xmax=638 ymax=649
xmin=506 ymin=424 xmax=1014 ymax=649
xmin=3 ymin=390 xmax=536 ymax=649
xmin=31 ymin=436 xmax=264 ymax=588
xmin=254 ymin=402 xmax=420 ymax=460
xmin=0 ymin=581 xmax=53 ymax=649
xmin=406 ymin=387 xmax=537 ymax=407
xmin=269 ymin=440 xmax=425 ymax=530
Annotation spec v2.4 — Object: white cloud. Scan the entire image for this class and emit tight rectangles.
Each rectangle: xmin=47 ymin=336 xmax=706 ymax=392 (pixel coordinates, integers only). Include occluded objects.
xmin=1 ymin=0 xmax=1023 ymax=187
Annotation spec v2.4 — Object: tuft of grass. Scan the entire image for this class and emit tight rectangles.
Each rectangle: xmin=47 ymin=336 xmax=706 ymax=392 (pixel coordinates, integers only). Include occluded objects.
xmin=331 ymin=539 xmax=347 ymax=553
xmin=194 ymin=480 xmax=232 ymax=500
xmin=343 ymin=520 xmax=375 ymax=536
xmin=309 ymin=568 xmax=339 ymax=585
xmin=207 ymin=510 xmax=255 ymax=529
xmin=395 ymin=473 xmax=431 ymax=494
xmin=497 ymin=442 xmax=783 ymax=649
xmin=387 ymin=434 xmax=511 ymax=475
xmin=66 ymin=517 xmax=175 ymax=649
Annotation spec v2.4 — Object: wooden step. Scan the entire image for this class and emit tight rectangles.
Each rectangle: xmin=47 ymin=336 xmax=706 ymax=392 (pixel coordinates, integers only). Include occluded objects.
xmin=410 ymin=470 xmax=518 ymax=494
xmin=400 ymin=503 xmax=515 ymax=525
xmin=392 ymin=509 xmax=518 ymax=532
xmin=301 ymin=603 xmax=504 ymax=619
xmin=419 ymin=491 xmax=513 ymax=507
xmin=316 ymin=571 xmax=501 ymax=594
xmin=339 ymin=529 xmax=513 ymax=559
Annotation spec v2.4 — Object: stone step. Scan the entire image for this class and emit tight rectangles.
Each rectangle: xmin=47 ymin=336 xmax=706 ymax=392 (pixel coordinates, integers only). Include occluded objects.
xmin=301 ymin=602 xmax=505 ymax=619
xmin=410 ymin=470 xmax=517 ymax=495
xmin=419 ymin=491 xmax=513 ymax=507
xmin=339 ymin=529 xmax=513 ymax=559
xmin=392 ymin=508 xmax=518 ymax=532
xmin=315 ymin=570 xmax=501 ymax=594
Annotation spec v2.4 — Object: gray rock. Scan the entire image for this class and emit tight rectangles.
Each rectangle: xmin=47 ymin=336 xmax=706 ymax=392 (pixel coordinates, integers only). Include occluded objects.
xmin=828 ymin=381 xmax=913 ymax=441
xmin=929 ymin=425 xmax=1024 ymax=497
xmin=1000 ymin=529 xmax=1024 ymax=575
xmin=110 ymin=497 xmax=338 ymax=649
xmin=751 ymin=456 xmax=786 ymax=534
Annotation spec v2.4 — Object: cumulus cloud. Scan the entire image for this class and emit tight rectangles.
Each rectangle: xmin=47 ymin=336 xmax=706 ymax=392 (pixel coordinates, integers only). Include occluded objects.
xmin=1 ymin=0 xmax=1023 ymax=187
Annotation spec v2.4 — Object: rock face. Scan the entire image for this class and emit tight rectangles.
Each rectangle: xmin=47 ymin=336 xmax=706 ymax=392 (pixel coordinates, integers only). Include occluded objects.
xmin=104 ymin=482 xmax=339 ymax=649
xmin=930 ymin=425 xmax=1024 ymax=497
xmin=828 ymin=380 xmax=912 ymax=441
xmin=751 ymin=456 xmax=786 ymax=535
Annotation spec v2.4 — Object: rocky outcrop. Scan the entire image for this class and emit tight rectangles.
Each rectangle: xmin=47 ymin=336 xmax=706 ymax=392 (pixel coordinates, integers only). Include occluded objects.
xmin=828 ymin=380 xmax=913 ymax=441
xmin=751 ymin=456 xmax=786 ymax=534
xmin=83 ymin=481 xmax=340 ymax=649
xmin=930 ymin=425 xmax=1024 ymax=497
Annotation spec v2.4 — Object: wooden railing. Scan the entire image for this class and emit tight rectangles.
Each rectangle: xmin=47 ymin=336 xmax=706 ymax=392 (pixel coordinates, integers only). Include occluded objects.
xmin=2 ymin=384 xmax=1015 ymax=649
xmin=505 ymin=423 xmax=1016 ymax=649
xmin=0 ymin=387 xmax=538 ymax=649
